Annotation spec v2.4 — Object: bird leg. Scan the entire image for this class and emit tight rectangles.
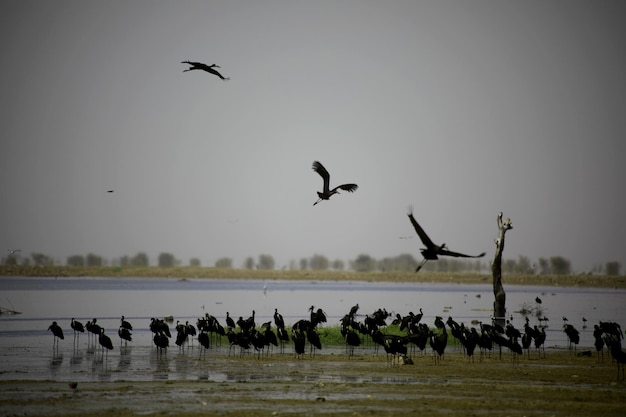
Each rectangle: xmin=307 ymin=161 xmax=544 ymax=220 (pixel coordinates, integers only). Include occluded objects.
xmin=415 ymin=258 xmax=428 ymax=272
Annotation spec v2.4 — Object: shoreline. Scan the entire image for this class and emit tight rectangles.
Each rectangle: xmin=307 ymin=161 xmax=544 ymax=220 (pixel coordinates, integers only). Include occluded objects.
xmin=1 ymin=265 xmax=625 ymax=288
xmin=0 ymin=350 xmax=623 ymax=417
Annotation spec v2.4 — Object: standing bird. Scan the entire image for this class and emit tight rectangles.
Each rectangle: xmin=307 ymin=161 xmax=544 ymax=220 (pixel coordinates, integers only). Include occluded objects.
xmin=99 ymin=328 xmax=114 ymax=358
xmin=407 ymin=209 xmax=486 ymax=272
xmin=225 ymin=312 xmax=236 ymax=329
xmin=273 ymin=308 xmax=285 ymax=329
xmin=563 ymin=323 xmax=580 ymax=354
xmin=311 ymin=161 xmax=358 ymax=205
xmin=70 ymin=318 xmax=85 ymax=343
xmin=181 ymin=60 xmax=230 ymax=80
xmin=118 ymin=326 xmax=132 ymax=346
xmin=120 ymin=316 xmax=133 ymax=331
xmin=198 ymin=330 xmax=211 ymax=358
xmin=48 ymin=321 xmax=64 ymax=348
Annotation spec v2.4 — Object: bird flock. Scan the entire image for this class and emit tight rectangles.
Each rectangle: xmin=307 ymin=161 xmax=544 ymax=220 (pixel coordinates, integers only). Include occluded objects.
xmin=38 ymin=59 xmax=626 ymax=382
xmin=48 ymin=303 xmax=626 ymax=380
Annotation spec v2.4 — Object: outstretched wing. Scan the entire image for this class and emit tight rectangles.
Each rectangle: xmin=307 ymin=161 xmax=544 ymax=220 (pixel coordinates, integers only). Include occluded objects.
xmin=181 ymin=60 xmax=211 ymax=71
xmin=438 ymin=249 xmax=486 ymax=259
xmin=407 ymin=211 xmax=436 ymax=250
xmin=333 ymin=183 xmax=358 ymax=193
xmin=312 ymin=161 xmax=330 ymax=194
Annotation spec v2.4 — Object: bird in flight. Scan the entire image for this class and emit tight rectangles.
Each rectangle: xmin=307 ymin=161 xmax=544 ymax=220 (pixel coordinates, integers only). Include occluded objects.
xmin=407 ymin=208 xmax=485 ymax=272
xmin=181 ymin=60 xmax=230 ymax=80
xmin=312 ymin=161 xmax=358 ymax=205
xmin=107 ymin=190 xmax=114 ymax=193
xmin=7 ymin=249 xmax=21 ymax=255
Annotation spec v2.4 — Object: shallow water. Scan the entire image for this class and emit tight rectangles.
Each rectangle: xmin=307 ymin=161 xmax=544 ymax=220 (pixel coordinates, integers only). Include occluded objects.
xmin=0 ymin=276 xmax=624 ymax=382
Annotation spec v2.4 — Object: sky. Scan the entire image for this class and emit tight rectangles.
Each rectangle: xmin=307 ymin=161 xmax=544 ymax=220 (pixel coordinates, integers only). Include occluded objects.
xmin=1 ymin=1 xmax=625 ymax=273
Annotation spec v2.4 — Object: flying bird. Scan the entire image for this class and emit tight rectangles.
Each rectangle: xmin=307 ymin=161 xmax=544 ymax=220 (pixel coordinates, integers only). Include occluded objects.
xmin=181 ymin=60 xmax=230 ymax=80
xmin=7 ymin=249 xmax=21 ymax=255
xmin=407 ymin=209 xmax=485 ymax=272
xmin=312 ymin=161 xmax=358 ymax=205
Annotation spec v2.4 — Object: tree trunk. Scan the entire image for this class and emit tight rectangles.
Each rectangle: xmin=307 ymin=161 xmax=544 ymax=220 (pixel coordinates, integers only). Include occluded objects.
xmin=491 ymin=212 xmax=513 ymax=327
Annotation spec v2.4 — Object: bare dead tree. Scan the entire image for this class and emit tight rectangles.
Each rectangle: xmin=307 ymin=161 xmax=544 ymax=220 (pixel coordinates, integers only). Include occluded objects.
xmin=492 ymin=212 xmax=513 ymax=327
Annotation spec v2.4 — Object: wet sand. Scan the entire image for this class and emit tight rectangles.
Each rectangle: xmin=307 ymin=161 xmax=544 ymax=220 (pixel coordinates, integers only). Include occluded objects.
xmin=1 ymin=349 xmax=624 ymax=417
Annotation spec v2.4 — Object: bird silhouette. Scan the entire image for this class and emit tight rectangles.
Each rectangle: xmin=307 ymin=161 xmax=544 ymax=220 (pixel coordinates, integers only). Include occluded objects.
xmin=70 ymin=318 xmax=84 ymax=344
xmin=344 ymin=328 xmax=361 ymax=357
xmin=309 ymin=306 xmax=327 ymax=328
xmin=181 ymin=60 xmax=230 ymax=80
xmin=407 ymin=209 xmax=485 ymax=272
xmin=98 ymin=328 xmax=114 ymax=359
xmin=608 ymin=341 xmax=626 ymax=380
xmin=153 ymin=331 xmax=169 ymax=356
xmin=273 ymin=308 xmax=285 ymax=328
xmin=85 ymin=318 xmax=102 ymax=345
xmin=292 ymin=327 xmax=306 ymax=359
xmin=563 ymin=323 xmax=580 ymax=354
xmin=225 ymin=312 xmax=236 ymax=329
xmin=198 ymin=330 xmax=211 ymax=358
xmin=120 ymin=316 xmax=133 ymax=331
xmin=7 ymin=249 xmax=21 ymax=255
xmin=312 ymin=161 xmax=358 ymax=205
xmin=48 ymin=321 xmax=64 ymax=348
xmin=118 ymin=326 xmax=132 ymax=346
xmin=149 ymin=318 xmax=171 ymax=338
xmin=430 ymin=317 xmax=448 ymax=364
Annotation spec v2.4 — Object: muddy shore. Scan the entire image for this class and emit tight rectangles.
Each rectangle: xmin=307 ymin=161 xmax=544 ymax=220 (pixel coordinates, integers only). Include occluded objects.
xmin=1 ymin=350 xmax=625 ymax=417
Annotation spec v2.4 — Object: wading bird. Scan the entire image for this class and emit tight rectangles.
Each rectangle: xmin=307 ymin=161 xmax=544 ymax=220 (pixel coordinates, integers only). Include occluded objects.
xmin=118 ymin=326 xmax=132 ymax=346
xmin=70 ymin=318 xmax=85 ymax=339
xmin=98 ymin=328 xmax=114 ymax=359
xmin=407 ymin=209 xmax=485 ymax=272
xmin=48 ymin=321 xmax=64 ymax=348
xmin=181 ymin=60 xmax=230 ymax=80
xmin=312 ymin=161 xmax=358 ymax=205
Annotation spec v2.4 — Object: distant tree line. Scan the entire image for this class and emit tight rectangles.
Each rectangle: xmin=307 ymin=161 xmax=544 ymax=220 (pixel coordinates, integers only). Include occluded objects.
xmin=0 ymin=251 xmax=622 ymax=276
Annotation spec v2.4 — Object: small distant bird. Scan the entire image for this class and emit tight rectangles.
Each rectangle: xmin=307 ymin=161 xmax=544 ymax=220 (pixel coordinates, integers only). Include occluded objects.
xmin=535 ymin=297 xmax=542 ymax=304
xmin=7 ymin=249 xmax=21 ymax=255
xmin=107 ymin=190 xmax=114 ymax=193
xmin=68 ymin=382 xmax=78 ymax=390
xmin=407 ymin=208 xmax=486 ymax=272
xmin=181 ymin=60 xmax=230 ymax=80
xmin=311 ymin=161 xmax=358 ymax=205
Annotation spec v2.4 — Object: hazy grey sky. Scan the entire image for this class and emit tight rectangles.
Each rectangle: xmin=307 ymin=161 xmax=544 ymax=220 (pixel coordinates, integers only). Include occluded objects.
xmin=1 ymin=1 xmax=625 ymax=272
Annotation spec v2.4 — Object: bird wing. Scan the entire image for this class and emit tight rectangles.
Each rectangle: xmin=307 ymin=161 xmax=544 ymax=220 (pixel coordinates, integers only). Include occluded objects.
xmin=333 ymin=183 xmax=358 ymax=193
xmin=438 ymin=248 xmax=486 ymax=258
xmin=206 ymin=66 xmax=229 ymax=80
xmin=181 ymin=60 xmax=204 ymax=67
xmin=312 ymin=161 xmax=330 ymax=194
xmin=407 ymin=212 xmax=437 ymax=250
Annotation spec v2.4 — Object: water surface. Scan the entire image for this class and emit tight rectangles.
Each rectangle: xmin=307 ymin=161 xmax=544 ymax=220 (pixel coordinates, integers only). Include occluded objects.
xmin=0 ymin=276 xmax=623 ymax=382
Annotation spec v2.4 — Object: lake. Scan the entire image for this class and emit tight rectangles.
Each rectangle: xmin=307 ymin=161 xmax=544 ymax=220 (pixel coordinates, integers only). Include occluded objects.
xmin=0 ymin=276 xmax=624 ymax=382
